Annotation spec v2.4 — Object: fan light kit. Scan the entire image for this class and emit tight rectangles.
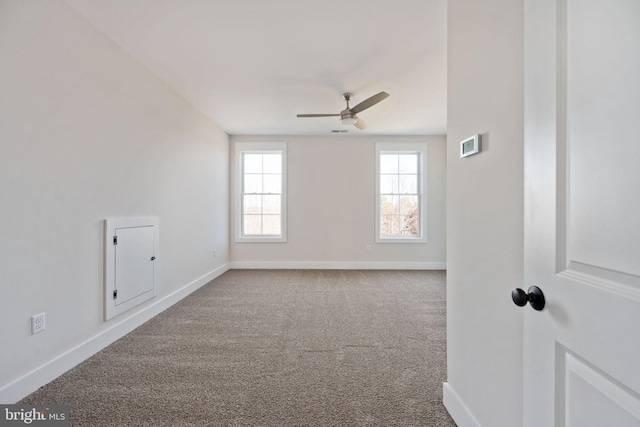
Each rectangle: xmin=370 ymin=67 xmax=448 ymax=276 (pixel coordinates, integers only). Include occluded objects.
xmin=297 ymin=91 xmax=390 ymax=130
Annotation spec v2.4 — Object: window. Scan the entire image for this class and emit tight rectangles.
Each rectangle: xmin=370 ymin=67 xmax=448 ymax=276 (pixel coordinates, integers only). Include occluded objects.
xmin=375 ymin=142 xmax=427 ymax=243
xmin=235 ymin=142 xmax=287 ymax=242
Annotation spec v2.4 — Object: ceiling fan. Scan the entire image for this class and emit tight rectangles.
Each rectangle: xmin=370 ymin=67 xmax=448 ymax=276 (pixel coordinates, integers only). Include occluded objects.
xmin=297 ymin=91 xmax=390 ymax=130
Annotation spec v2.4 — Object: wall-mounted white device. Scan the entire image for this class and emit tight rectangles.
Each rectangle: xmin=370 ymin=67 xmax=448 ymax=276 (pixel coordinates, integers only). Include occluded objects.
xmin=460 ymin=134 xmax=481 ymax=158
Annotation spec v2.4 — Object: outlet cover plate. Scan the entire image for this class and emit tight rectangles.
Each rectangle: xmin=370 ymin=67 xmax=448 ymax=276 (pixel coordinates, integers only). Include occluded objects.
xmin=31 ymin=313 xmax=45 ymax=335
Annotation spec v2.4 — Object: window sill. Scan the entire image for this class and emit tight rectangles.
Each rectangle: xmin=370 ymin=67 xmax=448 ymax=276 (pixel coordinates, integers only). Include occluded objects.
xmin=375 ymin=237 xmax=428 ymax=244
xmin=235 ymin=236 xmax=287 ymax=243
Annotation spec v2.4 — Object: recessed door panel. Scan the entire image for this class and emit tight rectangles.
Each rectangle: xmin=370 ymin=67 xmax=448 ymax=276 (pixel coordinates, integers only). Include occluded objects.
xmin=567 ymin=0 xmax=640 ymax=276
xmin=562 ymin=351 xmax=640 ymax=427
xmin=104 ymin=217 xmax=158 ymax=320
xmin=115 ymin=226 xmax=154 ymax=305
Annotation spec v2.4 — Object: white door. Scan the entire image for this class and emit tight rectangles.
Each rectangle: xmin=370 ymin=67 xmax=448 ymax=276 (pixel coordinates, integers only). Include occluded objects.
xmin=523 ymin=0 xmax=640 ymax=426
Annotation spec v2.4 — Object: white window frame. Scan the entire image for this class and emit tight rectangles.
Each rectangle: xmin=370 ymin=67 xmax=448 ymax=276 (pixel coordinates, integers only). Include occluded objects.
xmin=375 ymin=142 xmax=428 ymax=243
xmin=235 ymin=142 xmax=287 ymax=243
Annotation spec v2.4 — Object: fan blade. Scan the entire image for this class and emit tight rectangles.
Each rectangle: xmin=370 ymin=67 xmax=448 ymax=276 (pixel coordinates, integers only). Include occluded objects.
xmin=297 ymin=114 xmax=340 ymax=118
xmin=354 ymin=117 xmax=368 ymax=130
xmin=350 ymin=91 xmax=389 ymax=114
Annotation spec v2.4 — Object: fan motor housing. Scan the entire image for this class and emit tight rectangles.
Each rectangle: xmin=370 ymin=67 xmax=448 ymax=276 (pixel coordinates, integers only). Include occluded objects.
xmin=340 ymin=110 xmax=355 ymax=120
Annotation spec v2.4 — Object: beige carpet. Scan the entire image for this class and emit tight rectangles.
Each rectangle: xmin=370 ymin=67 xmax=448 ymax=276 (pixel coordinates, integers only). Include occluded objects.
xmin=22 ymin=269 xmax=456 ymax=426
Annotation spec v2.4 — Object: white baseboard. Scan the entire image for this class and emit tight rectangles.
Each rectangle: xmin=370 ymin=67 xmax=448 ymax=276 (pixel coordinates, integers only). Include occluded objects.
xmin=230 ymin=261 xmax=447 ymax=270
xmin=443 ymin=382 xmax=482 ymax=427
xmin=0 ymin=263 xmax=231 ymax=404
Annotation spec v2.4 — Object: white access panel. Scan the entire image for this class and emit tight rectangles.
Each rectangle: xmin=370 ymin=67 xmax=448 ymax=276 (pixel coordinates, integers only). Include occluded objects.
xmin=104 ymin=217 xmax=158 ymax=320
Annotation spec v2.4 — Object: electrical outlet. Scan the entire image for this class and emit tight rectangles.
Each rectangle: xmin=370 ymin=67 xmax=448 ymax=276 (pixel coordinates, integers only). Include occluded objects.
xmin=213 ymin=249 xmax=217 ymax=258
xmin=31 ymin=312 xmax=45 ymax=335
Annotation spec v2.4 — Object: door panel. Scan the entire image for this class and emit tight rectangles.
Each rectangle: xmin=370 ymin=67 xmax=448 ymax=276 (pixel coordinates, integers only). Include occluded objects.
xmin=566 ymin=0 xmax=640 ymax=276
xmin=115 ymin=225 xmax=155 ymax=305
xmin=524 ymin=0 xmax=640 ymax=425
xmin=559 ymin=349 xmax=640 ymax=427
xmin=104 ymin=217 xmax=158 ymax=321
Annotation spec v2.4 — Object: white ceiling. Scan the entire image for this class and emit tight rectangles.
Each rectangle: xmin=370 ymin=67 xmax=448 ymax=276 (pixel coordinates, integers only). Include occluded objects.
xmin=64 ymin=0 xmax=447 ymax=136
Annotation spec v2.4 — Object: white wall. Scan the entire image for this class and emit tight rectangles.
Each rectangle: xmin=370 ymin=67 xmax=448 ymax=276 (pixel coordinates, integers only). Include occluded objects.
xmin=0 ymin=0 xmax=229 ymax=402
xmin=230 ymin=135 xmax=446 ymax=269
xmin=444 ymin=0 xmax=524 ymax=426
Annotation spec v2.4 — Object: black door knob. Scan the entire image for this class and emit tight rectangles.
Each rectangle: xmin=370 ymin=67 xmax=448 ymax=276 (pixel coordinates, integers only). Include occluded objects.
xmin=511 ymin=286 xmax=545 ymax=311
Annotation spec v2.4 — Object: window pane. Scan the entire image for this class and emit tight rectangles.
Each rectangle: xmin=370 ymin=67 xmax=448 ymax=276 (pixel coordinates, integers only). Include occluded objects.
xmin=388 ymin=215 xmax=401 ymax=235
xmin=400 ymin=214 xmax=419 ymax=236
xmin=380 ymin=175 xmax=398 ymax=194
xmin=244 ymin=174 xmax=262 ymax=193
xmin=263 ymin=195 xmax=281 ymax=214
xmin=263 ymin=154 xmax=281 ymax=173
xmin=399 ymin=196 xmax=418 ymax=215
xmin=244 ymin=154 xmax=262 ymax=173
xmin=243 ymin=215 xmax=262 ymax=235
xmin=380 ymin=154 xmax=398 ymax=174
xmin=243 ymin=195 xmax=262 ymax=214
xmin=380 ymin=214 xmax=394 ymax=236
xmin=263 ymin=215 xmax=281 ymax=235
xmin=399 ymin=154 xmax=418 ymax=174
xmin=263 ymin=174 xmax=281 ymax=194
xmin=381 ymin=196 xmax=419 ymax=237
xmin=399 ymin=174 xmax=417 ymax=194
xmin=380 ymin=195 xmax=399 ymax=215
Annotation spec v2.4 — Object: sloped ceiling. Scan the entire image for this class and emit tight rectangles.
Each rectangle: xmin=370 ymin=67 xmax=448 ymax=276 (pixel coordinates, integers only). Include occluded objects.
xmin=64 ymin=0 xmax=446 ymax=136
